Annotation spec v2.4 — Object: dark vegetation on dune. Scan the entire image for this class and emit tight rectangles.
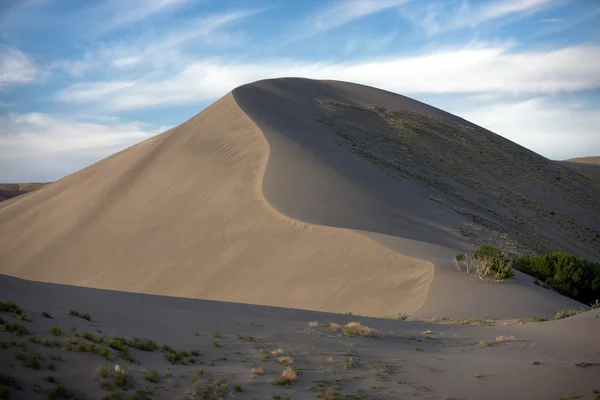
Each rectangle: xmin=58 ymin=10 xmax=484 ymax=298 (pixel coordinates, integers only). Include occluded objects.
xmin=514 ymin=252 xmax=600 ymax=306
xmin=455 ymin=246 xmax=600 ymax=306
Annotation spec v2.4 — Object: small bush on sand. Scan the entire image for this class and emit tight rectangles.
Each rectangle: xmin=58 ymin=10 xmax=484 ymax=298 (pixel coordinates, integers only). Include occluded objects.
xmin=251 ymin=367 xmax=264 ymax=377
xmin=128 ymin=337 xmax=158 ymax=352
xmin=143 ymin=368 xmax=159 ymax=383
xmin=97 ymin=365 xmax=109 ymax=378
xmin=23 ymin=352 xmax=44 ymax=369
xmin=272 ymin=367 xmax=296 ymax=387
xmin=46 ymin=385 xmax=74 ymax=400
xmin=342 ymin=322 xmax=379 ymax=338
xmin=344 ymin=357 xmax=356 ymax=370
xmin=495 ymin=335 xmax=516 ymax=343
xmin=83 ymin=332 xmax=104 ymax=343
xmin=554 ymin=309 xmax=583 ymax=320
xmin=326 ymin=322 xmax=340 ymax=332
xmin=454 ymin=246 xmax=514 ymax=281
xmin=115 ymin=370 xmax=131 ymax=389
xmin=277 ymin=356 xmax=294 ymax=365
xmin=0 ymin=320 xmax=28 ymax=335
xmin=69 ymin=309 xmax=91 ymax=321
xmin=270 ymin=348 xmax=284 ymax=356
xmin=51 ymin=325 xmax=62 ymax=336
xmin=514 ymin=252 xmax=600 ymax=305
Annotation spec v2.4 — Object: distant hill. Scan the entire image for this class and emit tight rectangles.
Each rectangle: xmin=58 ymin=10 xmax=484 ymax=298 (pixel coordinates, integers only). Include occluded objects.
xmin=564 ymin=156 xmax=600 ymax=165
xmin=559 ymin=156 xmax=600 ymax=180
xmin=0 ymin=182 xmax=50 ymax=202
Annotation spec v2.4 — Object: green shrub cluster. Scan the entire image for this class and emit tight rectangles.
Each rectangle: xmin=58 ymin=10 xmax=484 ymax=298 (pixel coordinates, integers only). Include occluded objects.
xmin=514 ymin=252 xmax=600 ymax=305
xmin=470 ymin=246 xmax=515 ymax=280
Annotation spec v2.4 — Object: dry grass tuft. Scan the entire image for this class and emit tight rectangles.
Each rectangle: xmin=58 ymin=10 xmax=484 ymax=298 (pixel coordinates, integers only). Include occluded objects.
xmin=250 ymin=367 xmax=264 ymax=377
xmin=308 ymin=321 xmax=318 ymax=327
xmin=326 ymin=356 xmax=335 ymax=365
xmin=277 ymin=356 xmax=294 ymax=366
xmin=323 ymin=388 xmax=340 ymax=400
xmin=327 ymin=322 xmax=341 ymax=332
xmin=453 ymin=250 xmax=513 ymax=282
xmin=495 ymin=335 xmax=516 ymax=343
xmin=273 ymin=366 xmax=296 ymax=386
xmin=342 ymin=322 xmax=379 ymax=338
xmin=476 ymin=340 xmax=489 ymax=348
xmin=343 ymin=357 xmax=356 ymax=370
xmin=270 ymin=348 xmax=284 ymax=356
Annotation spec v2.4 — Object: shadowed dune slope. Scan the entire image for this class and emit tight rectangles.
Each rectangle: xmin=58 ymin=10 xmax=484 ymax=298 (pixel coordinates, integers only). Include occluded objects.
xmin=0 ymin=78 xmax=590 ymax=319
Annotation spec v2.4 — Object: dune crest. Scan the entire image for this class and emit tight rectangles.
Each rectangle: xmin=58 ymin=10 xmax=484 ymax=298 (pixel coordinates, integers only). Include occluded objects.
xmin=0 ymin=92 xmax=432 ymax=317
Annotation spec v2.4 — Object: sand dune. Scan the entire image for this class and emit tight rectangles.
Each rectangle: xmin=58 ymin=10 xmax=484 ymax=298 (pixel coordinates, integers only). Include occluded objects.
xmin=0 ymin=91 xmax=432 ymax=317
xmin=0 ymin=78 xmax=589 ymax=320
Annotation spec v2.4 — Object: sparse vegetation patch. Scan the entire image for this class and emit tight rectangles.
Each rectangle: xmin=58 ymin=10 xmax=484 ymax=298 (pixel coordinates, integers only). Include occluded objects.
xmin=514 ymin=252 xmax=600 ymax=305
xmin=453 ymin=246 xmax=514 ymax=281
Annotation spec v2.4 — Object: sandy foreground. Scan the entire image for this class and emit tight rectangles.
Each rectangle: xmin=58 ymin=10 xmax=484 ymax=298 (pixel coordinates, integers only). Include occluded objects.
xmin=1 ymin=78 xmax=599 ymax=398
xmin=1 ymin=274 xmax=599 ymax=400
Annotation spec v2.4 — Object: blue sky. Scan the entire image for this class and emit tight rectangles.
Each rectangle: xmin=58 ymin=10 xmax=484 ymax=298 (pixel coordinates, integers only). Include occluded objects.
xmin=1 ymin=0 xmax=599 ymax=182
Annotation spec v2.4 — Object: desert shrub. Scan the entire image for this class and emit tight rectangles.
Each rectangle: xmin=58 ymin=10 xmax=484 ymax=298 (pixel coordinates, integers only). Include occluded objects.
xmin=514 ymin=252 xmax=600 ymax=305
xmin=0 ymin=320 xmax=28 ymax=335
xmin=115 ymin=370 xmax=131 ymax=389
xmin=342 ymin=322 xmax=379 ymax=338
xmin=83 ymin=332 xmax=104 ymax=343
xmin=128 ymin=337 xmax=158 ymax=352
xmin=69 ymin=309 xmax=91 ymax=321
xmin=51 ymin=325 xmax=62 ymax=336
xmin=454 ymin=246 xmax=514 ymax=281
xmin=97 ymin=365 xmax=109 ymax=378
xmin=272 ymin=367 xmax=296 ymax=386
xmin=46 ymin=385 xmax=74 ymax=400
xmin=143 ymin=368 xmax=159 ymax=383
xmin=553 ymin=309 xmax=583 ymax=320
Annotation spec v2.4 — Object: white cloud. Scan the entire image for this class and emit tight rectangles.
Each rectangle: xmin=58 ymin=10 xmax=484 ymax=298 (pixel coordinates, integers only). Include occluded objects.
xmin=0 ymin=46 xmax=38 ymax=85
xmin=49 ymin=9 xmax=261 ymax=78
xmin=291 ymin=0 xmax=405 ymax=41
xmin=457 ymin=98 xmax=600 ymax=160
xmin=402 ymin=0 xmax=558 ymax=35
xmin=56 ymin=44 xmax=600 ymax=110
xmin=93 ymin=0 xmax=193 ymax=33
xmin=0 ymin=113 xmax=163 ymax=181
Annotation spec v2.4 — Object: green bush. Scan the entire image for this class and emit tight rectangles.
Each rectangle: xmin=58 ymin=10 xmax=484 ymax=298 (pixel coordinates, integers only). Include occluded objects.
xmin=514 ymin=252 xmax=600 ymax=305
xmin=471 ymin=246 xmax=515 ymax=280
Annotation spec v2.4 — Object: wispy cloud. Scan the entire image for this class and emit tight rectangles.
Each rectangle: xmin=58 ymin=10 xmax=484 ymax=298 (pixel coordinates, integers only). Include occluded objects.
xmin=92 ymin=0 xmax=194 ymax=33
xmin=0 ymin=46 xmax=38 ymax=85
xmin=0 ymin=112 xmax=163 ymax=181
xmin=50 ymin=9 xmax=262 ymax=78
xmin=458 ymin=97 xmax=600 ymax=160
xmin=56 ymin=44 xmax=600 ymax=110
xmin=402 ymin=0 xmax=559 ymax=35
xmin=290 ymin=0 xmax=405 ymax=41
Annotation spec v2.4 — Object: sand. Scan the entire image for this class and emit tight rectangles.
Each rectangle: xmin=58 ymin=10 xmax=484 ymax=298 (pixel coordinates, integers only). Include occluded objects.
xmin=1 ymin=78 xmax=598 ymax=399
xmin=1 ymin=274 xmax=599 ymax=400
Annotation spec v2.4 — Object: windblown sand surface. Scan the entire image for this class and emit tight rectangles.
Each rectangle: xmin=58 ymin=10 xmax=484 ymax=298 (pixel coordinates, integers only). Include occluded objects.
xmin=1 ymin=78 xmax=598 ymax=398
xmin=1 ymin=275 xmax=599 ymax=400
